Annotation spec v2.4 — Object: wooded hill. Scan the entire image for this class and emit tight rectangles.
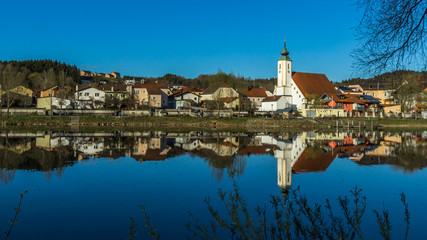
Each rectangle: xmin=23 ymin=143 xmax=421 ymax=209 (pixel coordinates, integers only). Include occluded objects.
xmin=337 ymin=70 xmax=427 ymax=90
xmin=0 ymin=60 xmax=80 ymax=89
xmin=124 ymin=72 xmax=277 ymax=92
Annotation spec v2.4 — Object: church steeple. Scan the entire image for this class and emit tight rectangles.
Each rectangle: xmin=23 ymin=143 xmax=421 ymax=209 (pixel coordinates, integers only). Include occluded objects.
xmin=275 ymin=40 xmax=292 ymax=96
xmin=280 ymin=40 xmax=291 ymax=60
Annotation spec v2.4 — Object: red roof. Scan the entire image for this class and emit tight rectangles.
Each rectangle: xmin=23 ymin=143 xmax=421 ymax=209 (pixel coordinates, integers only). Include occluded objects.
xmin=262 ymin=96 xmax=282 ymax=102
xmin=133 ymin=82 xmax=167 ymax=95
xmin=248 ymin=88 xmax=270 ymax=98
xmin=292 ymin=72 xmax=338 ymax=98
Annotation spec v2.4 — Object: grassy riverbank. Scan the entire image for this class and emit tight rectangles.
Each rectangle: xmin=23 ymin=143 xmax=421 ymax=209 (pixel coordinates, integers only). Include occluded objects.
xmin=0 ymin=115 xmax=426 ymax=132
xmin=0 ymin=115 xmax=321 ymax=132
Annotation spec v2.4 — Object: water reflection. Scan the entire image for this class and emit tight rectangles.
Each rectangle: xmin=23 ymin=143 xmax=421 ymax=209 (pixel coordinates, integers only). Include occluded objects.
xmin=0 ymin=131 xmax=426 ymax=185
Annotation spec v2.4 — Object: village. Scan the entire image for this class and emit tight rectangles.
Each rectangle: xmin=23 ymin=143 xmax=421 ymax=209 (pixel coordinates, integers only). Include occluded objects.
xmin=1 ymin=42 xmax=425 ymax=119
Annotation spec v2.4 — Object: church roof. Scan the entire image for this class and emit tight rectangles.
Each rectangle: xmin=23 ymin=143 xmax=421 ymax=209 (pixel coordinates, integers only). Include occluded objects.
xmin=292 ymin=72 xmax=338 ymax=98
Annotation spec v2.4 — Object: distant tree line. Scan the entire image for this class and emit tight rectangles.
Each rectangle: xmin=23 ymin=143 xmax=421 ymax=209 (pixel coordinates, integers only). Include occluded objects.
xmin=0 ymin=60 xmax=80 ymax=89
xmin=124 ymin=71 xmax=277 ymax=91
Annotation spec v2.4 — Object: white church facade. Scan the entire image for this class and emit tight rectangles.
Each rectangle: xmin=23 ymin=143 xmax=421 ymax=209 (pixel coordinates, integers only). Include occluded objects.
xmin=273 ymin=41 xmax=338 ymax=110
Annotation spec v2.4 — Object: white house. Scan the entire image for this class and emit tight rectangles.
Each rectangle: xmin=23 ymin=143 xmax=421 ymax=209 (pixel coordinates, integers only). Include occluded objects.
xmin=260 ymin=96 xmax=289 ymax=112
xmin=75 ymin=86 xmax=106 ymax=109
xmin=169 ymin=91 xmax=200 ymax=109
xmin=274 ymin=41 xmax=338 ymax=110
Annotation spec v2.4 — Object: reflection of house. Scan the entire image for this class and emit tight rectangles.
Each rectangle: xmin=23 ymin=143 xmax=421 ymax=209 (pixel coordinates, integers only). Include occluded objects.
xmin=130 ymin=137 xmax=169 ymax=161
xmin=74 ymin=137 xmax=105 ymax=156
xmin=199 ymin=138 xmax=239 ymax=157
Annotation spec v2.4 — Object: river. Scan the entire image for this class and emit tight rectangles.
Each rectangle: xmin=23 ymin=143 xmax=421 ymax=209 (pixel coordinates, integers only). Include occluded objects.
xmin=0 ymin=130 xmax=426 ymax=239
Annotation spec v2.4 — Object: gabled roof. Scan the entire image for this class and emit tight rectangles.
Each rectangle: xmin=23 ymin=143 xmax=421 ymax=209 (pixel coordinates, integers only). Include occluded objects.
xmin=202 ymin=83 xmax=233 ymax=95
xmin=172 ymin=87 xmax=202 ymax=97
xmin=220 ymin=97 xmax=238 ymax=103
xmin=248 ymin=88 xmax=270 ymax=98
xmin=237 ymin=88 xmax=250 ymax=97
xmin=98 ymin=84 xmax=129 ymax=92
xmin=77 ymin=86 xmax=102 ymax=92
xmin=133 ymin=82 xmax=167 ymax=95
xmin=32 ymin=89 xmax=42 ymax=97
xmin=262 ymin=96 xmax=283 ymax=103
xmin=292 ymin=72 xmax=338 ymax=98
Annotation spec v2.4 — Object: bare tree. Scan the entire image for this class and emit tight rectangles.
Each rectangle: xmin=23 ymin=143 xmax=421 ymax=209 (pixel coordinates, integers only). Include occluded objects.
xmin=0 ymin=64 xmax=25 ymax=117
xmin=353 ymin=0 xmax=427 ymax=75
xmin=392 ymin=76 xmax=423 ymax=114
xmin=36 ymin=68 xmax=56 ymax=90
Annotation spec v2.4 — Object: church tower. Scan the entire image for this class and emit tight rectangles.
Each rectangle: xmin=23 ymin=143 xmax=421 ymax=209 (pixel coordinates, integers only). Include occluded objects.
xmin=275 ymin=41 xmax=292 ymax=96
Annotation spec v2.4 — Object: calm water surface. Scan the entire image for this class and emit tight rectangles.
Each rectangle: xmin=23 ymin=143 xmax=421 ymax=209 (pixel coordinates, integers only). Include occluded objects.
xmin=0 ymin=131 xmax=426 ymax=239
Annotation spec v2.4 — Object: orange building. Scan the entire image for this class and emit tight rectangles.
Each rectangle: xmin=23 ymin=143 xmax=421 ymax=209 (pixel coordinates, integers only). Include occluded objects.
xmin=40 ymin=86 xmax=58 ymax=98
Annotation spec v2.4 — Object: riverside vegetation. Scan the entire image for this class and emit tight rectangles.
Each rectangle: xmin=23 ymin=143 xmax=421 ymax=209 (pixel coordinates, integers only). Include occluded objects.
xmin=3 ymin=185 xmax=410 ymax=240
xmin=135 ymin=181 xmax=410 ymax=240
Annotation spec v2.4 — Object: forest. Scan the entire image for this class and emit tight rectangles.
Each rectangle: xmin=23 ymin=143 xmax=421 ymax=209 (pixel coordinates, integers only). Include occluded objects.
xmin=0 ymin=60 xmax=80 ymax=89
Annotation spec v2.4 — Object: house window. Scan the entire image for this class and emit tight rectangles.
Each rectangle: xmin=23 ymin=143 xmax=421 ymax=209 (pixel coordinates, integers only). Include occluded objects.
xmin=153 ymin=97 xmax=157 ymax=101
xmin=84 ymin=93 xmax=89 ymax=96
xmin=134 ymin=90 xmax=140 ymax=94
xmin=95 ymin=93 xmax=99 ymax=97
xmin=79 ymin=93 xmax=82 ymax=96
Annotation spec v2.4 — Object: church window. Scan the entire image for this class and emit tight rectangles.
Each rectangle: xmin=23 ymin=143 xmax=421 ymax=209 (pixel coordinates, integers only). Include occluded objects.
xmin=279 ymin=64 xmax=281 ymax=69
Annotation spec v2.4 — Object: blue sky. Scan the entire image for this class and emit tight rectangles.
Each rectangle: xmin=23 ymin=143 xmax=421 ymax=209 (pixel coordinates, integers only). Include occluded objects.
xmin=0 ymin=0 xmax=361 ymax=82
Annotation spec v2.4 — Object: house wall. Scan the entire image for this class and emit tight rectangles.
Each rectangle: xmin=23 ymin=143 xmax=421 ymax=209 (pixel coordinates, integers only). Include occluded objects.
xmin=301 ymin=107 xmax=345 ymax=118
xmin=149 ymin=93 xmax=168 ymax=108
xmin=40 ymin=88 xmax=57 ymax=98
xmin=201 ymin=87 xmax=239 ymax=101
xmin=75 ymin=88 xmax=105 ymax=109
xmin=248 ymin=97 xmax=265 ymax=109
xmin=261 ymin=102 xmax=277 ymax=112
xmin=133 ymin=87 xmax=149 ymax=105
xmin=364 ymin=90 xmax=394 ymax=104
xmin=383 ymin=105 xmax=402 ymax=114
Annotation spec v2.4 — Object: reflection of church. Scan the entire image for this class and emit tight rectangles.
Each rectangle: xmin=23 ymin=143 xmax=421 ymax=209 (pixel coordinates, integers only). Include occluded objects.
xmin=256 ymin=135 xmax=306 ymax=189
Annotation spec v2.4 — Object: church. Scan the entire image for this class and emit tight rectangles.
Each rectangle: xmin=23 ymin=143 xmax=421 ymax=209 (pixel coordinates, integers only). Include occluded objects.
xmin=273 ymin=41 xmax=338 ymax=110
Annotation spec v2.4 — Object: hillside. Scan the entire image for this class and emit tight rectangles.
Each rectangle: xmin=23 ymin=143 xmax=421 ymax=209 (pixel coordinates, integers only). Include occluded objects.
xmin=0 ymin=60 xmax=80 ymax=89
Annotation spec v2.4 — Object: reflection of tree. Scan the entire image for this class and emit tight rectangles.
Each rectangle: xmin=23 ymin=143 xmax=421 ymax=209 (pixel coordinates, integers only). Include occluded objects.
xmin=192 ymin=149 xmax=247 ymax=182
xmin=0 ymin=168 xmax=16 ymax=184
xmin=356 ymin=138 xmax=427 ymax=172
xmin=0 ymin=145 xmax=75 ymax=184
xmin=392 ymin=139 xmax=427 ymax=172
